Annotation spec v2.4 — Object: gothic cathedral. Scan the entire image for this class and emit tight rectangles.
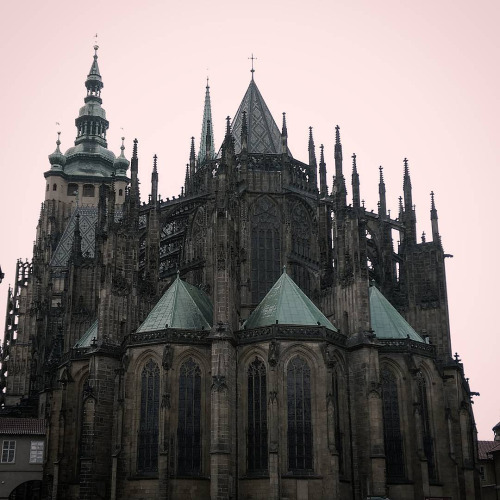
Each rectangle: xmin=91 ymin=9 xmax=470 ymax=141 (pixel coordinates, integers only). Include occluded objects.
xmin=1 ymin=47 xmax=481 ymax=499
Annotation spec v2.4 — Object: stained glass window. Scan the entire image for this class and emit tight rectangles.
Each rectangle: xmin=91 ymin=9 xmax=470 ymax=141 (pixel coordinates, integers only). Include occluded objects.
xmin=177 ymin=358 xmax=202 ymax=476
xmin=137 ymin=359 xmax=160 ymax=474
xmin=417 ymin=373 xmax=436 ymax=481
xmin=287 ymin=356 xmax=313 ymax=471
xmin=247 ymin=358 xmax=268 ymax=473
xmin=251 ymin=198 xmax=281 ymax=303
xmin=381 ymin=368 xmax=405 ymax=478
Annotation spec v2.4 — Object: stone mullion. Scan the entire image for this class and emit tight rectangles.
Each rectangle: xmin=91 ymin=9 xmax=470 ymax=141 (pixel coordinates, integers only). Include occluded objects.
xmin=267 ymin=359 xmax=280 ymax=500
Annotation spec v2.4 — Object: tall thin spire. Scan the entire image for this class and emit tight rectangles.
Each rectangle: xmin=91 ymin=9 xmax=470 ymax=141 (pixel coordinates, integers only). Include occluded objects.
xmin=241 ymin=111 xmax=248 ymax=153
xmin=189 ymin=136 xmax=196 ymax=187
xmin=308 ymin=127 xmax=317 ymax=167
xmin=151 ymin=154 xmax=158 ymax=206
xmin=352 ymin=153 xmax=360 ymax=209
xmin=319 ymin=144 xmax=328 ymax=197
xmin=378 ymin=166 xmax=386 ymax=218
xmin=430 ymin=191 xmax=440 ymax=242
xmin=198 ymin=79 xmax=215 ymax=163
xmin=403 ymin=157 xmax=412 ymax=211
xmin=333 ymin=125 xmax=346 ymax=208
xmin=402 ymin=158 xmax=416 ymax=244
xmin=281 ymin=112 xmax=288 ymax=154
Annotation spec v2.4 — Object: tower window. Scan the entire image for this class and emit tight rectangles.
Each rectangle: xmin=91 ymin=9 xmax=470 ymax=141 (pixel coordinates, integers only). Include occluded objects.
xmin=67 ymin=183 xmax=78 ymax=196
xmin=119 ymin=189 xmax=123 ymax=197
xmin=46 ymin=184 xmax=49 ymax=192
xmin=287 ymin=356 xmax=313 ymax=472
xmin=381 ymin=368 xmax=405 ymax=478
xmin=137 ymin=359 xmax=160 ymax=474
xmin=177 ymin=358 xmax=202 ymax=476
xmin=53 ymin=184 xmax=57 ymax=191
xmin=247 ymin=358 xmax=268 ymax=473
xmin=82 ymin=184 xmax=95 ymax=197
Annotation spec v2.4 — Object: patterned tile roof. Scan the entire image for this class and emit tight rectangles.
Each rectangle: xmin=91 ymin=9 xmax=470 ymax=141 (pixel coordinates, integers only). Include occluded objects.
xmin=0 ymin=418 xmax=46 ymax=435
xmin=50 ymin=206 xmax=122 ymax=267
xmin=478 ymin=440 xmax=500 ymax=460
xmin=137 ymin=276 xmax=213 ymax=332
xmin=231 ymin=79 xmax=290 ymax=156
xmin=244 ymin=270 xmax=337 ymax=331
xmin=369 ymin=285 xmax=424 ymax=342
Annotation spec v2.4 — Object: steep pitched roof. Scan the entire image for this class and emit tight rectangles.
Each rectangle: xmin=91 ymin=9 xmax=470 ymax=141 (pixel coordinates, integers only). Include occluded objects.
xmin=74 ymin=319 xmax=98 ymax=348
xmin=230 ymin=79 xmax=290 ymax=155
xmin=478 ymin=440 xmax=500 ymax=460
xmin=369 ymin=285 xmax=424 ymax=342
xmin=244 ymin=271 xmax=337 ymax=331
xmin=0 ymin=418 xmax=46 ymax=435
xmin=137 ymin=277 xmax=213 ymax=332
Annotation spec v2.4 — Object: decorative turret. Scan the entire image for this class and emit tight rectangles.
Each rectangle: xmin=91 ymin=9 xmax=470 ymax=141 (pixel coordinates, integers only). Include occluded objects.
xmin=198 ymin=79 xmax=215 ymax=163
xmin=48 ymin=131 xmax=66 ymax=170
xmin=402 ymin=158 xmax=416 ymax=245
xmin=189 ymin=136 xmax=196 ymax=180
xmin=221 ymin=116 xmax=235 ymax=166
xmin=333 ymin=125 xmax=346 ymax=208
xmin=378 ymin=166 xmax=386 ymax=218
xmin=151 ymin=155 xmax=158 ymax=206
xmin=351 ymin=153 xmax=360 ymax=209
xmin=319 ymin=144 xmax=328 ymax=197
xmin=403 ymin=157 xmax=412 ymax=211
xmin=308 ymin=127 xmax=317 ymax=178
xmin=113 ymin=137 xmax=129 ymax=175
xmin=281 ymin=112 xmax=288 ymax=154
xmin=241 ymin=111 xmax=248 ymax=154
xmin=430 ymin=191 xmax=440 ymax=243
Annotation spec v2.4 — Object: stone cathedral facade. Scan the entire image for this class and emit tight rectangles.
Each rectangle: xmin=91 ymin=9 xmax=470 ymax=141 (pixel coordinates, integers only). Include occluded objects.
xmin=1 ymin=47 xmax=481 ymax=500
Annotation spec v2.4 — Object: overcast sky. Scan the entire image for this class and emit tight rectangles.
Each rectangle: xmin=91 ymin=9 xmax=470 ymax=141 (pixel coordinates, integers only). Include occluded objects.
xmin=0 ymin=0 xmax=498 ymax=439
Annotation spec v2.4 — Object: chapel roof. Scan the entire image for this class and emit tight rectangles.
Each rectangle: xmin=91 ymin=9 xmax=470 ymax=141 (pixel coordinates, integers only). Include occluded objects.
xmin=137 ymin=276 xmax=213 ymax=332
xmin=74 ymin=319 xmax=98 ymax=348
xmin=369 ymin=285 xmax=424 ymax=342
xmin=244 ymin=269 xmax=337 ymax=331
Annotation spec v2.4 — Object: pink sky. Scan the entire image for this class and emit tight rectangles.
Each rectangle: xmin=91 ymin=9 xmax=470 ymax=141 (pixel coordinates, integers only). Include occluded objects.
xmin=0 ymin=0 xmax=498 ymax=439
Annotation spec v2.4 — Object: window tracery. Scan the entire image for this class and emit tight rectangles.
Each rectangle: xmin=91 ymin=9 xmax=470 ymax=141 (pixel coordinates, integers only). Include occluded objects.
xmin=287 ymin=356 xmax=313 ymax=472
xmin=137 ymin=359 xmax=160 ymax=474
xmin=247 ymin=358 xmax=268 ymax=473
xmin=177 ymin=358 xmax=202 ymax=476
xmin=381 ymin=367 xmax=405 ymax=478
xmin=251 ymin=197 xmax=281 ymax=303
xmin=417 ymin=372 xmax=436 ymax=481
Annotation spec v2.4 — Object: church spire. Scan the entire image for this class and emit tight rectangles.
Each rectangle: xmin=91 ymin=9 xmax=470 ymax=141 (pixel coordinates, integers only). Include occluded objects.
xmin=151 ymin=154 xmax=158 ymax=206
xmin=308 ymin=127 xmax=317 ymax=167
xmin=281 ymin=112 xmax=288 ymax=154
xmin=333 ymin=125 xmax=346 ymax=208
xmin=74 ymin=44 xmax=109 ymax=148
xmin=351 ymin=153 xmax=360 ymax=209
xmin=198 ymin=78 xmax=215 ymax=163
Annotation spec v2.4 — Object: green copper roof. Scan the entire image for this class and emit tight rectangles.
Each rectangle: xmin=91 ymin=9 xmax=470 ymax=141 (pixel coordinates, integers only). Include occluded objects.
xmin=369 ymin=286 xmax=424 ymax=342
xmin=244 ymin=271 xmax=337 ymax=331
xmin=74 ymin=319 xmax=98 ymax=348
xmin=137 ymin=277 xmax=213 ymax=332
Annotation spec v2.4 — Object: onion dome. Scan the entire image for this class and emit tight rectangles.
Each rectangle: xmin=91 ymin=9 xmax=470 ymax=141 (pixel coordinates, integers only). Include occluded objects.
xmin=113 ymin=137 xmax=130 ymax=175
xmin=48 ymin=132 xmax=66 ymax=170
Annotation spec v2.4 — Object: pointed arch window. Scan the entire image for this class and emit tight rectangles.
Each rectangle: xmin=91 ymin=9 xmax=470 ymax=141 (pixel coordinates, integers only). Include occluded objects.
xmin=177 ymin=358 xmax=202 ymax=476
xmin=137 ymin=359 xmax=160 ymax=474
xmin=381 ymin=368 xmax=405 ymax=478
xmin=332 ymin=373 xmax=344 ymax=474
xmin=417 ymin=372 xmax=436 ymax=481
xmin=247 ymin=358 xmax=268 ymax=473
xmin=251 ymin=198 xmax=281 ymax=303
xmin=287 ymin=356 xmax=313 ymax=472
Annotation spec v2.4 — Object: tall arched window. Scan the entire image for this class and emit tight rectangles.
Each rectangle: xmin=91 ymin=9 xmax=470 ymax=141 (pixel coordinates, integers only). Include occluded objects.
xmin=332 ymin=373 xmax=344 ymax=474
xmin=287 ymin=356 xmax=313 ymax=472
xmin=251 ymin=197 xmax=281 ymax=303
xmin=137 ymin=359 xmax=160 ymax=474
xmin=247 ymin=358 xmax=268 ymax=473
xmin=381 ymin=367 xmax=405 ymax=478
xmin=177 ymin=358 xmax=202 ymax=476
xmin=417 ymin=372 xmax=436 ymax=481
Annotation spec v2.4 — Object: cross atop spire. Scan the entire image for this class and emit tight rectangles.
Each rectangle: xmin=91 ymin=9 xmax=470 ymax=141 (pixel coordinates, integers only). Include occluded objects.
xmin=248 ymin=53 xmax=257 ymax=79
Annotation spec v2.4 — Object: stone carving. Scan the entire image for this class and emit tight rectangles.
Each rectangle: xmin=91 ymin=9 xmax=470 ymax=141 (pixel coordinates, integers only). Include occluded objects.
xmin=322 ymin=343 xmax=336 ymax=369
xmin=268 ymin=340 xmax=280 ymax=367
xmin=211 ymin=374 xmax=227 ymax=392
xmin=162 ymin=344 xmax=173 ymax=370
xmin=161 ymin=393 xmax=171 ymax=409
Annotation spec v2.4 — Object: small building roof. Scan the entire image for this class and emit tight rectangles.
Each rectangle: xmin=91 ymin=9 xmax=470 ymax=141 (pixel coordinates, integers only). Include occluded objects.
xmin=244 ymin=270 xmax=337 ymax=331
xmin=74 ymin=319 xmax=98 ymax=348
xmin=478 ymin=440 xmax=500 ymax=460
xmin=0 ymin=418 xmax=46 ymax=436
xmin=369 ymin=285 xmax=424 ymax=342
xmin=137 ymin=276 xmax=213 ymax=332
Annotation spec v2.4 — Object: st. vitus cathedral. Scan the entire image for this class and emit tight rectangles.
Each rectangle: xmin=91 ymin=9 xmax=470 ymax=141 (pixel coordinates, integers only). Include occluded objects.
xmin=1 ymin=46 xmax=481 ymax=499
